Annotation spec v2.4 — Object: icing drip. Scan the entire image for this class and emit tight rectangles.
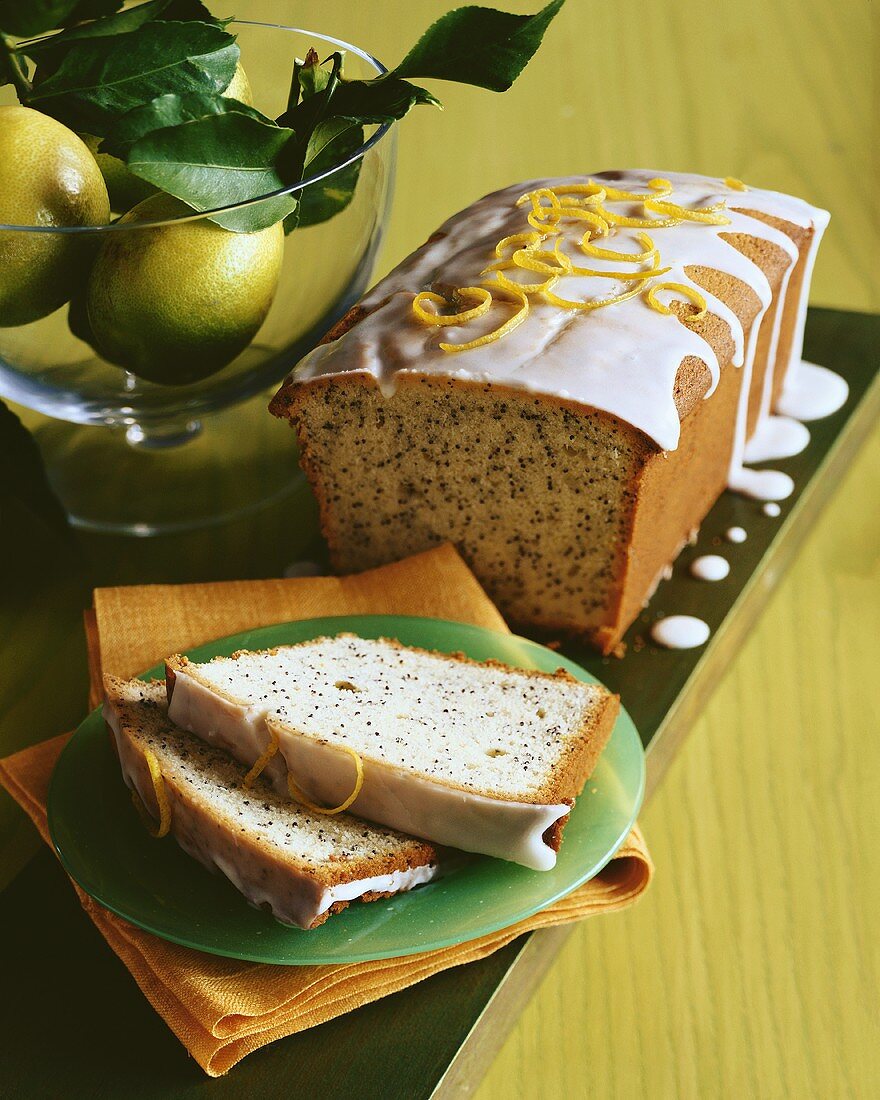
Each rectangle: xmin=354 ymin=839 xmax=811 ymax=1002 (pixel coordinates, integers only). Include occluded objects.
xmin=728 ymin=467 xmax=794 ymax=502
xmin=763 ymin=502 xmax=781 ymax=517
xmin=777 ymin=361 xmax=849 ymax=421
xmin=651 ymin=615 xmax=711 ymax=649
xmin=690 ymin=555 xmax=730 ymax=581
xmin=293 ymin=169 xmax=828 ymax=486
xmin=757 ymin=257 xmax=795 ymax=423
xmin=743 ymin=415 xmax=810 ymax=462
xmin=725 ymin=526 xmax=747 ymax=543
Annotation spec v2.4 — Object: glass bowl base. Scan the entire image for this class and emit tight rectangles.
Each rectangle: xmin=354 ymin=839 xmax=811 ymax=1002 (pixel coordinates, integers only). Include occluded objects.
xmin=20 ymin=389 xmax=304 ymax=536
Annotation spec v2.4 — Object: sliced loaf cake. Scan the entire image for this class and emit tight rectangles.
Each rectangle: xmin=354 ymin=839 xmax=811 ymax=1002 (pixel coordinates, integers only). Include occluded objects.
xmin=165 ymin=635 xmax=619 ymax=870
xmin=103 ymin=676 xmax=439 ymax=929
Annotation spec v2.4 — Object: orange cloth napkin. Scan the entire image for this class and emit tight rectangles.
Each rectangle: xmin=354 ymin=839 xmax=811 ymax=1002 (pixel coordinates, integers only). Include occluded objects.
xmin=0 ymin=544 xmax=652 ymax=1076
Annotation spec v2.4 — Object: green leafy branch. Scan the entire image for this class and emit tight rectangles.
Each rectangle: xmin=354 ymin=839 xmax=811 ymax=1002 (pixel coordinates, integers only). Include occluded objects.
xmin=0 ymin=0 xmax=565 ymax=233
xmin=0 ymin=30 xmax=31 ymax=96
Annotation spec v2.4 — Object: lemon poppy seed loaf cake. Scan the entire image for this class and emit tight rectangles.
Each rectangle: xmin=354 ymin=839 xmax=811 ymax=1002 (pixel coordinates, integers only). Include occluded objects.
xmin=270 ymin=171 xmax=829 ymax=653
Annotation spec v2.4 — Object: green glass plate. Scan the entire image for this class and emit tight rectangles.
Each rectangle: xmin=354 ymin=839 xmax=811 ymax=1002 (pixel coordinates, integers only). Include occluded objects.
xmin=47 ymin=615 xmax=645 ymax=965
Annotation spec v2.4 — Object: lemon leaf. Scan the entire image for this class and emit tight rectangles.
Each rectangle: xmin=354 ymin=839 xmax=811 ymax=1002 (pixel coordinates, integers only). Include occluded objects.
xmin=0 ymin=37 xmax=28 ymax=92
xmin=279 ymin=1 xmax=563 ymax=131
xmin=58 ymin=0 xmax=125 ymax=23
xmin=310 ymin=75 xmax=439 ymax=125
xmin=22 ymin=0 xmax=219 ymax=60
xmin=0 ymin=1 xmax=123 ymax=37
xmin=393 ymin=0 xmax=565 ymax=91
xmin=297 ymin=116 xmax=365 ymax=228
xmin=23 ymin=0 xmax=163 ymax=50
xmin=281 ymin=205 xmax=300 ymax=235
xmin=26 ymin=20 xmax=238 ymax=135
xmin=125 ymin=110 xmax=297 ymax=231
xmin=0 ymin=0 xmax=82 ymax=37
xmin=23 ymin=2 xmax=225 ymax=88
xmin=276 ymin=51 xmax=343 ymax=135
xmin=101 ymin=90 xmax=269 ymax=158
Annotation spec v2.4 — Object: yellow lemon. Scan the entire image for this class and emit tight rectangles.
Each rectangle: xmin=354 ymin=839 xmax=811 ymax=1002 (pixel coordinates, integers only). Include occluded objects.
xmin=85 ymin=193 xmax=284 ymax=385
xmin=0 ymin=106 xmax=110 ymax=327
xmin=82 ymin=63 xmax=255 ymax=214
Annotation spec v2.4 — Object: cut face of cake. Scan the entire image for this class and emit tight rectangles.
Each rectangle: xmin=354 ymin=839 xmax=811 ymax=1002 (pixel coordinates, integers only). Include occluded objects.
xmin=270 ymin=170 xmax=829 ymax=654
xmin=103 ymin=676 xmax=440 ymax=929
xmin=165 ymin=635 xmax=619 ymax=870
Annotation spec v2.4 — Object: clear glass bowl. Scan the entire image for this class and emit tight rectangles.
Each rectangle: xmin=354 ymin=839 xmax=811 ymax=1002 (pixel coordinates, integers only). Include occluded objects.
xmin=0 ymin=21 xmax=396 ymax=534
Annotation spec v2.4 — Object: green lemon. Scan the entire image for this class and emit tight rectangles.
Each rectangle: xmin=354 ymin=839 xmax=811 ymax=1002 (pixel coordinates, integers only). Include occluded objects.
xmin=82 ymin=63 xmax=255 ymax=215
xmin=0 ymin=106 xmax=110 ymax=328
xmin=86 ymin=193 xmax=284 ymax=385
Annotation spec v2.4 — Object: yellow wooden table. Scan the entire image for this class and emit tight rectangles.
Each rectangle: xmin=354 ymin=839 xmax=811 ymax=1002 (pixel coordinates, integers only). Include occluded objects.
xmin=2 ymin=1 xmax=877 ymax=1095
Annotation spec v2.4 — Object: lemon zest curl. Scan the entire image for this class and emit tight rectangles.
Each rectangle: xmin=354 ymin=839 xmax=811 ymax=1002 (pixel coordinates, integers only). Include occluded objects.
xmin=131 ymin=747 xmax=172 ymax=838
xmin=645 ymin=281 xmax=709 ymax=319
xmin=411 ymin=175 xmax=740 ymax=352
xmin=287 ymin=745 xmax=365 ymax=815
xmin=439 ymin=282 xmax=530 ymax=352
xmin=542 ymin=280 xmax=650 ymax=311
xmin=244 ymin=727 xmax=280 ymax=788
xmin=412 ymin=287 xmax=493 ymax=326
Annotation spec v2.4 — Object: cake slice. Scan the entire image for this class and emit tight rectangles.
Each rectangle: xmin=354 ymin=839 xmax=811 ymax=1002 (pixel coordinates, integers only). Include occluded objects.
xmin=165 ymin=635 xmax=619 ymax=871
xmin=103 ymin=676 xmax=439 ymax=929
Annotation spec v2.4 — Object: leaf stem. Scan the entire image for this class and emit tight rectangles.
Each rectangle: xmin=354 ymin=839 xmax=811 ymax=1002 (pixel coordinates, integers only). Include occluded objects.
xmin=0 ymin=33 xmax=32 ymax=100
xmin=285 ymin=57 xmax=302 ymax=115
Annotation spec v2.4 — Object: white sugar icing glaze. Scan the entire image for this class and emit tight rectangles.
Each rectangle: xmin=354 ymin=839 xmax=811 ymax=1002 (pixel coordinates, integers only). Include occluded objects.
xmin=294 ymin=170 xmax=829 ymax=479
xmin=777 ymin=360 xmax=849 ymax=421
xmin=725 ymin=526 xmax=748 ymax=543
xmin=743 ymin=414 xmax=810 ymax=462
xmin=650 ymin=615 xmax=711 ymax=649
xmin=763 ymin=502 xmax=781 ymax=517
xmin=690 ymin=555 xmax=730 ymax=581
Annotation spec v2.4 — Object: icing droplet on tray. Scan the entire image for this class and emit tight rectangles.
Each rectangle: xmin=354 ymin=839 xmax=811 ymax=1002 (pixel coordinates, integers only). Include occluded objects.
xmin=690 ymin=555 xmax=730 ymax=581
xmin=725 ymin=526 xmax=747 ymax=543
xmin=651 ymin=615 xmax=711 ymax=649
xmin=743 ymin=415 xmax=810 ymax=463
xmin=777 ymin=361 xmax=849 ymax=421
xmin=763 ymin=502 xmax=781 ymax=517
xmin=728 ymin=467 xmax=794 ymax=502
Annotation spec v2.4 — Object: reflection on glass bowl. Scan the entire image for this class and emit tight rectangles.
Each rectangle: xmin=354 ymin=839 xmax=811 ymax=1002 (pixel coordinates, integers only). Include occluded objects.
xmin=0 ymin=22 xmax=397 ymax=534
